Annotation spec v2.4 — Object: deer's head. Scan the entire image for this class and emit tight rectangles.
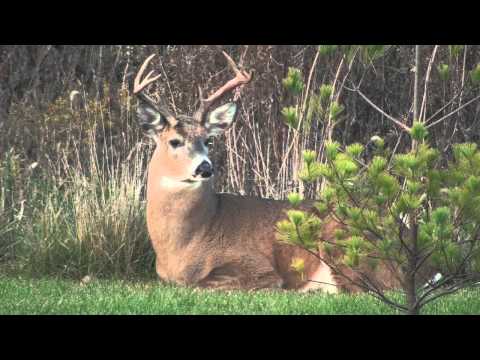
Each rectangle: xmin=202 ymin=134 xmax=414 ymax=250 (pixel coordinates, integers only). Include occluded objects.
xmin=134 ymin=52 xmax=252 ymax=188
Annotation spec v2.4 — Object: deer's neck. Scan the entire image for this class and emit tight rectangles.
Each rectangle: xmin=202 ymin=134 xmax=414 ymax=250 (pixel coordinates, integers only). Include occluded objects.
xmin=146 ymin=173 xmax=218 ymax=248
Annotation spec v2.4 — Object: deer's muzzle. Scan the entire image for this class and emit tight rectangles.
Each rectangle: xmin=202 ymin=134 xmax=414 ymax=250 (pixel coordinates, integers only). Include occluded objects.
xmin=195 ymin=161 xmax=214 ymax=178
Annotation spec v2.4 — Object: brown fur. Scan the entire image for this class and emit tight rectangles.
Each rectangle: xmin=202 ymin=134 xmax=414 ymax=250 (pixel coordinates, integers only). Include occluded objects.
xmin=148 ymin=159 xmax=321 ymax=290
xmin=146 ymin=139 xmax=408 ymax=292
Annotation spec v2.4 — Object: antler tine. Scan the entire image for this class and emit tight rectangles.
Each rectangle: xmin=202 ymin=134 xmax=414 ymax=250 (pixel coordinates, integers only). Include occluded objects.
xmin=222 ymin=51 xmax=241 ymax=76
xmin=194 ymin=51 xmax=252 ymax=124
xmin=133 ymin=54 xmax=176 ymax=123
xmin=221 ymin=51 xmax=252 ymax=82
xmin=134 ymin=54 xmax=161 ymax=94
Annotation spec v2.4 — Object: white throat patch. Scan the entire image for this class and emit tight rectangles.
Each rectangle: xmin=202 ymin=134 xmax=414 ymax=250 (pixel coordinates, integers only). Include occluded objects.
xmin=159 ymin=176 xmax=204 ymax=190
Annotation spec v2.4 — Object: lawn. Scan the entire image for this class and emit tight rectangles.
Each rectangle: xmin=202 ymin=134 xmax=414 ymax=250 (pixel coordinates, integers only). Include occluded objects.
xmin=1 ymin=276 xmax=480 ymax=315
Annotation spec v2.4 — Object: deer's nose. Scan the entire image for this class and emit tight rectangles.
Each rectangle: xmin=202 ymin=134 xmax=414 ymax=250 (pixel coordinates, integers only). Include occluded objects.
xmin=195 ymin=161 xmax=214 ymax=178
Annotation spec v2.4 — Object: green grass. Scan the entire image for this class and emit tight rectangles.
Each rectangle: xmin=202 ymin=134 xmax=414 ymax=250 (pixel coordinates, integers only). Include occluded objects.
xmin=1 ymin=276 xmax=480 ymax=315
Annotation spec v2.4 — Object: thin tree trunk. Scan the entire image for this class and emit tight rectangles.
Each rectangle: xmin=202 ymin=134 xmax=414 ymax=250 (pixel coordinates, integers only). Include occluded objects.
xmin=413 ymin=45 xmax=421 ymax=123
xmin=406 ymin=221 xmax=419 ymax=315
xmin=412 ymin=45 xmax=421 ymax=151
xmin=405 ymin=45 xmax=422 ymax=315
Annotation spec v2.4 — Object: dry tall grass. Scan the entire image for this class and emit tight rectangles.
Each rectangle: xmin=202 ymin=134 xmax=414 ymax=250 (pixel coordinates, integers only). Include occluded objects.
xmin=1 ymin=85 xmax=155 ymax=278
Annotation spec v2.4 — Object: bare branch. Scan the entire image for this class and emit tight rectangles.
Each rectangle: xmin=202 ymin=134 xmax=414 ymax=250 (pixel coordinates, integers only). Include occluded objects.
xmin=413 ymin=45 xmax=421 ymax=124
xmin=419 ymin=275 xmax=478 ymax=309
xmin=425 ymin=93 xmax=480 ymax=129
xmin=419 ymin=45 xmax=439 ymax=122
xmin=424 ymin=83 xmax=471 ymax=123
xmin=345 ymin=86 xmax=411 ymax=133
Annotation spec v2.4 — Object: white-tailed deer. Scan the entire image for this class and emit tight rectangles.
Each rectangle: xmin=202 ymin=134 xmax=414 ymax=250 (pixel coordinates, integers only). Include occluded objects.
xmin=134 ymin=52 xmax=402 ymax=293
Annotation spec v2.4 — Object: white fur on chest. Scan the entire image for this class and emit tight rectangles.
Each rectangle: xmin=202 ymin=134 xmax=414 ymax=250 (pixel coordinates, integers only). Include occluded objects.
xmin=300 ymin=262 xmax=338 ymax=294
xmin=159 ymin=176 xmax=202 ymax=190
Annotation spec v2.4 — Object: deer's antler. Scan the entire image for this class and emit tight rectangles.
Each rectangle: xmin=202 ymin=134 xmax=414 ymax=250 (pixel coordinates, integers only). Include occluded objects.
xmin=134 ymin=54 xmax=161 ymax=94
xmin=194 ymin=51 xmax=252 ymax=124
xmin=134 ymin=54 xmax=175 ymax=121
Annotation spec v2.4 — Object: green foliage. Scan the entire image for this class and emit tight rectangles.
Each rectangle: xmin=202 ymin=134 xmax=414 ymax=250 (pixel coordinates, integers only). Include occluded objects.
xmin=393 ymin=153 xmax=417 ymax=175
xmin=276 ymin=210 xmax=323 ymax=250
xmin=341 ymin=236 xmax=371 ymax=267
xmin=342 ymin=45 xmax=360 ymax=63
xmin=376 ymin=173 xmax=400 ymax=198
xmin=437 ymin=63 xmax=450 ymax=81
xmin=329 ymin=101 xmax=344 ymax=120
xmin=426 ymin=169 xmax=442 ymax=197
xmin=449 ymin=45 xmax=464 ymax=59
xmin=319 ymin=84 xmax=334 ymax=103
xmin=325 ymin=141 xmax=341 ymax=161
xmin=470 ymin=63 xmax=480 ymax=85
xmin=393 ymin=144 xmax=438 ymax=177
xmin=410 ymin=121 xmax=429 ymax=141
xmin=395 ymin=193 xmax=425 ymax=213
xmin=287 ymin=192 xmax=303 ymax=207
xmin=306 ymin=93 xmax=321 ymax=126
xmin=333 ymin=154 xmax=358 ymax=177
xmin=318 ymin=45 xmax=338 ymax=56
xmin=431 ymin=207 xmax=450 ymax=226
xmin=370 ymin=135 xmax=385 ymax=149
xmin=299 ymin=160 xmax=329 ymax=183
xmin=283 ymin=67 xmax=304 ymax=96
xmin=304 ymin=84 xmax=340 ymax=129
xmin=368 ymin=156 xmax=387 ymax=177
xmin=465 ymin=175 xmax=480 ymax=194
xmin=314 ymin=201 xmax=329 ymax=216
xmin=361 ymin=45 xmax=389 ymax=64
xmin=282 ymin=106 xmax=299 ymax=129
xmin=303 ymin=150 xmax=317 ymax=165
xmin=290 ymin=257 xmax=306 ymax=277
xmin=288 ymin=210 xmax=306 ymax=226
xmin=453 ymin=142 xmax=477 ymax=161
xmin=277 ymin=136 xmax=480 ymax=314
xmin=345 ymin=143 xmax=364 ymax=158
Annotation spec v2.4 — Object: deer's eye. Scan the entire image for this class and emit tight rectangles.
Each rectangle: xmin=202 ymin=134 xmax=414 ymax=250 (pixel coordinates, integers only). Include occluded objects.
xmin=169 ymin=139 xmax=184 ymax=149
xmin=204 ymin=138 xmax=213 ymax=147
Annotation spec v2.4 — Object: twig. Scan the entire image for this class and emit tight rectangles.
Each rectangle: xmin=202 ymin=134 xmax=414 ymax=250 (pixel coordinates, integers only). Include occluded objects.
xmin=413 ymin=45 xmax=421 ymax=124
xmin=306 ymin=279 xmax=339 ymax=288
xmin=459 ymin=45 xmax=468 ymax=114
xmin=424 ymin=83 xmax=471 ymax=123
xmin=418 ymin=275 xmax=477 ymax=309
xmin=345 ymin=86 xmax=411 ymax=133
xmin=419 ymin=45 xmax=439 ymax=122
xmin=300 ymin=48 xmax=321 ymax=124
xmin=425 ymin=93 xmax=480 ymax=129
xmin=388 ymin=132 xmax=404 ymax=167
xmin=335 ymin=46 xmax=360 ymax=103
xmin=158 ymin=58 xmax=177 ymax=114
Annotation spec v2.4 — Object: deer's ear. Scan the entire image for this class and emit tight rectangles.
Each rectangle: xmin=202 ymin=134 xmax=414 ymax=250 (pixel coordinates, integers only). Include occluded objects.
xmin=137 ymin=103 xmax=167 ymax=138
xmin=206 ymin=103 xmax=237 ymax=137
